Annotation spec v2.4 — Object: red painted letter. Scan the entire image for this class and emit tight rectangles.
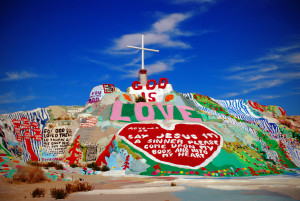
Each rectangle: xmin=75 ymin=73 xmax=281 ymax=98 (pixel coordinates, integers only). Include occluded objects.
xmin=132 ymin=81 xmax=142 ymax=90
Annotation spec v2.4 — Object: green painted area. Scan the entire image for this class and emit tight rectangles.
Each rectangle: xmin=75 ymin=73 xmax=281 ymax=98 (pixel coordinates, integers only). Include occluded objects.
xmin=120 ymin=139 xmax=278 ymax=177
xmin=0 ymin=140 xmax=13 ymax=157
xmin=211 ymin=149 xmax=244 ymax=168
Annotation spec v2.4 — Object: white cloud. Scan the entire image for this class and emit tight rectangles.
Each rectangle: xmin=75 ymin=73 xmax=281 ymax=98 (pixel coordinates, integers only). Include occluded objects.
xmin=274 ymin=44 xmax=300 ymax=52
xmin=246 ymin=75 xmax=268 ymax=82
xmin=228 ymin=64 xmax=263 ymax=72
xmin=285 ymin=53 xmax=300 ymax=64
xmin=256 ymin=54 xmax=281 ymax=62
xmin=153 ymin=13 xmax=192 ymax=33
xmin=257 ymin=95 xmax=281 ymax=100
xmin=98 ymin=74 xmax=110 ymax=81
xmin=259 ymin=65 xmax=278 ymax=72
xmin=250 ymin=79 xmax=284 ymax=90
xmin=111 ymin=12 xmax=193 ymax=53
xmin=222 ymin=92 xmax=241 ymax=98
xmin=147 ymin=62 xmax=170 ymax=75
xmin=121 ymin=57 xmax=186 ymax=78
xmin=0 ymin=71 xmax=40 ymax=81
xmin=0 ymin=92 xmax=37 ymax=104
xmin=223 ymin=42 xmax=300 ymax=99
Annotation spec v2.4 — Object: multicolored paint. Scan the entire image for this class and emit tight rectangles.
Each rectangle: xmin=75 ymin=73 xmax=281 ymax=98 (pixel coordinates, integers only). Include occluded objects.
xmin=118 ymin=123 xmax=223 ymax=169
xmin=0 ymin=83 xmax=299 ymax=178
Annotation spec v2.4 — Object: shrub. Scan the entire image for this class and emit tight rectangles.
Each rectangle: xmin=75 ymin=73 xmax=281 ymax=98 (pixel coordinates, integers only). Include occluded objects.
xmin=13 ymin=166 xmax=47 ymax=183
xmin=46 ymin=162 xmax=57 ymax=168
xmin=31 ymin=187 xmax=46 ymax=198
xmin=135 ymin=96 xmax=146 ymax=103
xmin=101 ymin=165 xmax=110 ymax=172
xmin=171 ymin=182 xmax=177 ymax=186
xmin=87 ymin=162 xmax=101 ymax=171
xmin=26 ymin=161 xmax=65 ymax=170
xmin=65 ymin=181 xmax=94 ymax=193
xmin=70 ymin=163 xmax=78 ymax=168
xmin=50 ymin=187 xmax=69 ymax=199
xmin=55 ymin=164 xmax=64 ymax=170
xmin=26 ymin=160 xmax=39 ymax=166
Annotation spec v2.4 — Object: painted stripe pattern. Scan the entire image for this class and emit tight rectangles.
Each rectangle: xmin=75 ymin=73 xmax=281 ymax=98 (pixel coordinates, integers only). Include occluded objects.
xmin=0 ymin=108 xmax=50 ymax=161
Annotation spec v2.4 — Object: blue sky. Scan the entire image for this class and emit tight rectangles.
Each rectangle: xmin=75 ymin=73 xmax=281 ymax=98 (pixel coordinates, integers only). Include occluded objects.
xmin=1 ymin=0 xmax=300 ymax=115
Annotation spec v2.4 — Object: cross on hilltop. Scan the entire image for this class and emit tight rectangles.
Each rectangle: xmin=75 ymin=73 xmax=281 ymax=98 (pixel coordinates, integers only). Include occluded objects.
xmin=127 ymin=34 xmax=159 ymax=70
xmin=127 ymin=34 xmax=159 ymax=86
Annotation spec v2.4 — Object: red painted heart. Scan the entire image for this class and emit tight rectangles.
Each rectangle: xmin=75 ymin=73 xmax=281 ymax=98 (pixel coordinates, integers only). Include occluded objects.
xmin=117 ymin=123 xmax=223 ymax=169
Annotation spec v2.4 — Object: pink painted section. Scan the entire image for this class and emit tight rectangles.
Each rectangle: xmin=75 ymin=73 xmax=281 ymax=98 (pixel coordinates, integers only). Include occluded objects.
xmin=135 ymin=102 xmax=155 ymax=121
xmin=110 ymin=101 xmax=130 ymax=121
xmin=177 ymin=106 xmax=202 ymax=122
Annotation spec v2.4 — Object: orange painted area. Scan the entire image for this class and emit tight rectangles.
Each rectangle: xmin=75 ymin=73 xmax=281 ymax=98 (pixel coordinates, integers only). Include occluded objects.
xmin=165 ymin=94 xmax=174 ymax=102
xmin=12 ymin=160 xmax=20 ymax=163
xmin=123 ymin=94 xmax=132 ymax=102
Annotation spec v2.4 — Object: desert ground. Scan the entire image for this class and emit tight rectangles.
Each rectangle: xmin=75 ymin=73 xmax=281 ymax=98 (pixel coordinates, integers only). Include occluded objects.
xmin=1 ymin=172 xmax=300 ymax=201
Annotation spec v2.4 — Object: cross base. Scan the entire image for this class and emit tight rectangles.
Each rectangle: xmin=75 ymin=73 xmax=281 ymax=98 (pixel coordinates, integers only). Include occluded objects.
xmin=139 ymin=69 xmax=148 ymax=86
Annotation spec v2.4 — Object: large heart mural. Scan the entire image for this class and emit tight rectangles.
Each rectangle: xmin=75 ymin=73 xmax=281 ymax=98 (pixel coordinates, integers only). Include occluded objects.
xmin=117 ymin=123 xmax=223 ymax=169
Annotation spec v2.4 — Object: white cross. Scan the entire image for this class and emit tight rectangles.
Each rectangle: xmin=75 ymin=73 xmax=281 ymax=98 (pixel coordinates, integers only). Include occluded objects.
xmin=127 ymin=34 xmax=159 ymax=70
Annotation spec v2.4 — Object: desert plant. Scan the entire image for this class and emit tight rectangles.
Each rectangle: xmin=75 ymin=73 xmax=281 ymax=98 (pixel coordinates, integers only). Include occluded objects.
xmin=31 ymin=187 xmax=46 ymax=198
xmin=45 ymin=162 xmax=56 ymax=167
xmin=101 ymin=165 xmax=110 ymax=172
xmin=135 ymin=96 xmax=146 ymax=103
xmin=55 ymin=164 xmax=64 ymax=170
xmin=26 ymin=161 xmax=65 ymax=170
xmin=70 ymin=163 xmax=78 ymax=168
xmin=65 ymin=181 xmax=94 ymax=193
xmin=26 ymin=160 xmax=39 ymax=166
xmin=65 ymin=183 xmax=74 ymax=194
xmin=171 ymin=182 xmax=177 ymax=186
xmin=13 ymin=166 xmax=47 ymax=183
xmin=87 ymin=162 xmax=101 ymax=171
xmin=50 ymin=187 xmax=69 ymax=199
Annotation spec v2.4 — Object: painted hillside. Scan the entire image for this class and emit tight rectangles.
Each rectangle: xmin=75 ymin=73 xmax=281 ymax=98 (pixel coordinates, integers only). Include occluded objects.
xmin=0 ymin=79 xmax=299 ymax=180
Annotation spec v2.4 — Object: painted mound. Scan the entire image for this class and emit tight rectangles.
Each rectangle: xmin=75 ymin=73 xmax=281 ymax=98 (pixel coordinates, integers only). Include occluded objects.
xmin=0 ymin=80 xmax=299 ymax=179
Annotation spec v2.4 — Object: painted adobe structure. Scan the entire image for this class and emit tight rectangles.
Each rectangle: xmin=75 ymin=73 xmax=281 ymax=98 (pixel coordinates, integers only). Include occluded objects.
xmin=0 ymin=77 xmax=299 ymax=178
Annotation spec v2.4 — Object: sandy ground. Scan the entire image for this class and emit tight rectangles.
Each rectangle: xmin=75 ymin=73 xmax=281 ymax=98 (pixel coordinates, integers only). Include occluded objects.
xmin=0 ymin=174 xmax=300 ymax=201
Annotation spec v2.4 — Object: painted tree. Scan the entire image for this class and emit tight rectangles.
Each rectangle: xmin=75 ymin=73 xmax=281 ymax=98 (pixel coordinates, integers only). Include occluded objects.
xmin=121 ymin=154 xmax=130 ymax=170
xmin=66 ymin=135 xmax=82 ymax=165
xmin=96 ymin=135 xmax=116 ymax=166
xmin=248 ymin=166 xmax=259 ymax=176
xmin=267 ymin=163 xmax=280 ymax=174
xmin=153 ymin=163 xmax=161 ymax=170
xmin=12 ymin=117 xmax=42 ymax=161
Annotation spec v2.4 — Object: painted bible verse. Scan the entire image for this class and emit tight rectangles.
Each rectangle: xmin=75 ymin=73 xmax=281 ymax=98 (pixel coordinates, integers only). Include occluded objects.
xmin=117 ymin=123 xmax=223 ymax=169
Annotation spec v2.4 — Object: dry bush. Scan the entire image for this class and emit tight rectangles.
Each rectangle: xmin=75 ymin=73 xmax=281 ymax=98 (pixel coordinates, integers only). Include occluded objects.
xmin=87 ymin=162 xmax=101 ymax=171
xmin=54 ymin=164 xmax=64 ymax=170
xmin=50 ymin=187 xmax=69 ymax=199
xmin=101 ymin=165 xmax=110 ymax=172
xmin=31 ymin=187 xmax=46 ymax=198
xmin=26 ymin=161 xmax=64 ymax=170
xmin=65 ymin=181 xmax=94 ymax=193
xmin=70 ymin=163 xmax=78 ymax=168
xmin=135 ymin=96 xmax=146 ymax=103
xmin=171 ymin=182 xmax=177 ymax=186
xmin=26 ymin=160 xmax=39 ymax=166
xmin=13 ymin=166 xmax=47 ymax=183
